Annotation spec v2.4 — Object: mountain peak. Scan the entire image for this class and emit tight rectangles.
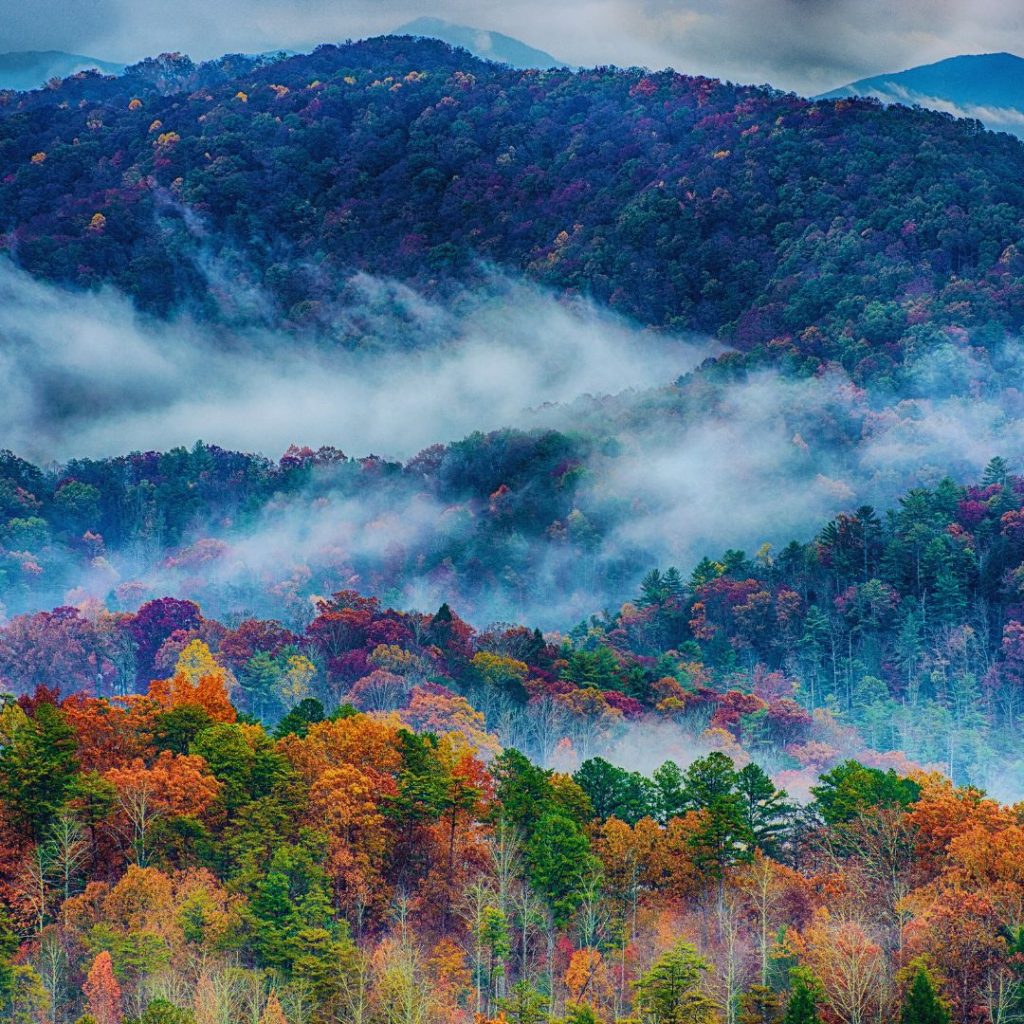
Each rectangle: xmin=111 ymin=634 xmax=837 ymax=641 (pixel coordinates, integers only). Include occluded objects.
xmin=0 ymin=49 xmax=125 ymax=91
xmin=819 ymin=51 xmax=1024 ymax=135
xmin=392 ymin=17 xmax=566 ymax=70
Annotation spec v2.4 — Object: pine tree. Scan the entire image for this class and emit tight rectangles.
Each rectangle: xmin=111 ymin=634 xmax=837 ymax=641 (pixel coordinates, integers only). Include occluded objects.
xmin=782 ymin=974 xmax=821 ymax=1024
xmin=0 ymin=700 xmax=79 ymax=839
xmin=0 ymin=907 xmax=18 ymax=1010
xmin=662 ymin=567 xmax=685 ymax=603
xmin=632 ymin=941 xmax=715 ymax=1024
xmin=736 ymin=763 xmax=794 ymax=857
xmin=899 ymin=968 xmax=949 ymax=1024
xmin=653 ymin=761 xmax=688 ymax=823
xmin=983 ymin=456 xmax=1009 ymax=487
xmin=497 ymin=980 xmax=549 ymax=1024
xmin=639 ymin=569 xmax=666 ymax=607
xmin=739 ymin=985 xmax=782 ymax=1024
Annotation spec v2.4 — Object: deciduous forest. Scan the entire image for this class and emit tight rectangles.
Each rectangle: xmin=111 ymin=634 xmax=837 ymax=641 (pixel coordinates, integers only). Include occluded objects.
xmin=1 ymin=29 xmax=1024 ymax=1024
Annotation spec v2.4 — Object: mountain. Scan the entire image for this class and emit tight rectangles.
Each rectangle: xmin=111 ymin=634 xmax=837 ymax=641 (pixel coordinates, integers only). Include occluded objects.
xmin=0 ymin=49 xmax=124 ymax=91
xmin=820 ymin=51 xmax=1024 ymax=136
xmin=2 ymin=36 xmax=1024 ymax=388
xmin=393 ymin=17 xmax=565 ymax=69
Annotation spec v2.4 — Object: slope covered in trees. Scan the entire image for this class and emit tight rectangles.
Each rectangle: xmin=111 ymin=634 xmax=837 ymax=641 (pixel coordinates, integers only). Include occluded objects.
xmin=3 ymin=456 xmax=1024 ymax=790
xmin=3 ymin=37 xmax=1024 ymax=384
xmin=4 ymin=32 xmax=1024 ymax=1024
xmin=0 ymin=590 xmax=1022 ymax=1024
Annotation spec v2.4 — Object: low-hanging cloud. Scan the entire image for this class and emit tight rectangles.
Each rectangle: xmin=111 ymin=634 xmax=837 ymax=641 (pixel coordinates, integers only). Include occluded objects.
xmin=0 ymin=260 xmax=711 ymax=464
xmin=4 ymin=259 xmax=1024 ymax=633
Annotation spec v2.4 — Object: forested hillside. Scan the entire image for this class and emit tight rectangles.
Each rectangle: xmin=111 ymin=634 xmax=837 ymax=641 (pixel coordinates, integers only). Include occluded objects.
xmin=3 ymin=453 xmax=1024 ymax=792
xmin=0 ymin=567 xmax=1022 ymax=1024
xmin=3 ymin=30 xmax=1024 ymax=1024
xmin=4 ymin=38 xmax=1024 ymax=384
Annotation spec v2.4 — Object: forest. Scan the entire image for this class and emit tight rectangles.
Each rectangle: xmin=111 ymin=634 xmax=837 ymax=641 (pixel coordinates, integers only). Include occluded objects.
xmin=2 ymin=37 xmax=1024 ymax=388
xmin=1 ymin=458 xmax=1024 ymax=1021
xmin=3 ymin=28 xmax=1024 ymax=1024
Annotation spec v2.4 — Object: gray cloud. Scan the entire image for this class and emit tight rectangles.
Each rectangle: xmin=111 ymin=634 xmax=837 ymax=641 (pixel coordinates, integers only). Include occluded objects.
xmin=2 ymin=0 xmax=1024 ymax=95
xmin=0 ymin=261 xmax=711 ymax=463
xmin=2 ymin=259 xmax=1024 ymax=635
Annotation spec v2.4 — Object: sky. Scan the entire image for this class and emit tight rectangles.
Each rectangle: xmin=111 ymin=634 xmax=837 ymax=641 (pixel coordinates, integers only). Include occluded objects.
xmin=1 ymin=0 xmax=1022 ymax=96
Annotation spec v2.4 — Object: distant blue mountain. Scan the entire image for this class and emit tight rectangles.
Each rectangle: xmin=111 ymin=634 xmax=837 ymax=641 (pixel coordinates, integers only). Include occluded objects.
xmin=820 ymin=52 xmax=1024 ymax=136
xmin=0 ymin=50 xmax=125 ymax=91
xmin=393 ymin=18 xmax=566 ymax=69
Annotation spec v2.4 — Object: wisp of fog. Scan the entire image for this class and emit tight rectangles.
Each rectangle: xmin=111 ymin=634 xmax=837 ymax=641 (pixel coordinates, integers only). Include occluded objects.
xmin=0 ymin=260 xmax=713 ymax=463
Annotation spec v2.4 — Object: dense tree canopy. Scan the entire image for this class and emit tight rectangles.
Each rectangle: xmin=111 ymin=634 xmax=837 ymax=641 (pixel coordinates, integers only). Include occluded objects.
xmin=2 ymin=37 xmax=1024 ymax=390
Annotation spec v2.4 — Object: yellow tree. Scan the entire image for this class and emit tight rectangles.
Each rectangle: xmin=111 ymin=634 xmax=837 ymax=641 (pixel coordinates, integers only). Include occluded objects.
xmin=148 ymin=640 xmax=237 ymax=723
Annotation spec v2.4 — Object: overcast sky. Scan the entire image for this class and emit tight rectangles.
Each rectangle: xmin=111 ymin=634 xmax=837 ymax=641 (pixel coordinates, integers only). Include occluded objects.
xmin=1 ymin=0 xmax=1023 ymax=95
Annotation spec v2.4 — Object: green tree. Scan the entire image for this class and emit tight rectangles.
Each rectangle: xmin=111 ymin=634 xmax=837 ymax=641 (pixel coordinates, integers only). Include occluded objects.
xmin=899 ymin=968 xmax=949 ymax=1024
xmin=0 ymin=907 xmax=18 ymax=1010
xmin=739 ymin=985 xmax=782 ymax=1024
xmin=131 ymin=999 xmax=196 ymax=1024
xmin=735 ymin=763 xmax=793 ymax=857
xmin=152 ymin=705 xmax=214 ymax=754
xmin=0 ymin=700 xmax=79 ymax=839
xmin=653 ymin=761 xmax=688 ymax=823
xmin=573 ymin=757 xmax=656 ymax=825
xmin=497 ymin=981 xmax=549 ymax=1024
xmin=491 ymin=748 xmax=553 ymax=835
xmin=683 ymin=753 xmax=753 ymax=876
xmin=274 ymin=698 xmax=326 ymax=739
xmin=983 ymin=456 xmax=1010 ymax=487
xmin=782 ymin=973 xmax=822 ymax=1024
xmin=632 ymin=941 xmax=715 ymax=1024
xmin=524 ymin=811 xmax=595 ymax=927
xmin=245 ymin=841 xmax=335 ymax=974
xmin=191 ymin=722 xmax=287 ymax=813
xmin=564 ymin=1005 xmax=601 ymax=1024
xmin=811 ymin=761 xmax=921 ymax=826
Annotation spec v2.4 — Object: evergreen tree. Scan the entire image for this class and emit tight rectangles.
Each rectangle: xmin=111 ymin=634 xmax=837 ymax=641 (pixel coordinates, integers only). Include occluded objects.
xmin=739 ymin=985 xmax=783 ymax=1024
xmin=498 ymin=981 xmax=550 ymax=1024
xmin=639 ymin=569 xmax=666 ymax=607
xmin=491 ymin=748 xmax=553 ymax=835
xmin=662 ymin=567 xmax=686 ymax=603
xmin=563 ymin=1005 xmax=601 ymax=1024
xmin=811 ymin=761 xmax=920 ymax=825
xmin=632 ymin=941 xmax=715 ymax=1024
xmin=274 ymin=697 xmax=326 ymax=739
xmin=899 ymin=968 xmax=949 ymax=1024
xmin=134 ymin=999 xmax=197 ymax=1024
xmin=983 ymin=456 xmax=1010 ymax=487
xmin=736 ymin=763 xmax=794 ymax=857
xmin=782 ymin=974 xmax=822 ymax=1024
xmin=0 ymin=907 xmax=18 ymax=1010
xmin=0 ymin=699 xmax=79 ymax=839
xmin=524 ymin=811 xmax=595 ymax=927
xmin=574 ymin=757 xmax=657 ymax=825
xmin=653 ymin=761 xmax=688 ymax=823
xmin=682 ymin=753 xmax=753 ymax=875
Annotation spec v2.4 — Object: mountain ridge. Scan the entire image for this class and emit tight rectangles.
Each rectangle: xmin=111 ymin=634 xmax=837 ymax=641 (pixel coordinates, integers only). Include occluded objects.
xmin=0 ymin=49 xmax=125 ymax=91
xmin=393 ymin=17 xmax=566 ymax=69
xmin=2 ymin=36 xmax=1024 ymax=389
xmin=820 ymin=51 xmax=1024 ymax=135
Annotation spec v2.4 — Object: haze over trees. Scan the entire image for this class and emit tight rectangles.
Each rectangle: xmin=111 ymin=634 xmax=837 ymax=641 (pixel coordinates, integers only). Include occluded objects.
xmin=2 ymin=32 xmax=1024 ymax=1024
xmin=3 ymin=37 xmax=1024 ymax=390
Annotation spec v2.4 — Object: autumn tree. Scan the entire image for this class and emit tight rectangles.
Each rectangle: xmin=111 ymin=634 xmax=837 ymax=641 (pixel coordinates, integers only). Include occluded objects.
xmin=83 ymin=951 xmax=122 ymax=1024
xmin=104 ymin=752 xmax=221 ymax=865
